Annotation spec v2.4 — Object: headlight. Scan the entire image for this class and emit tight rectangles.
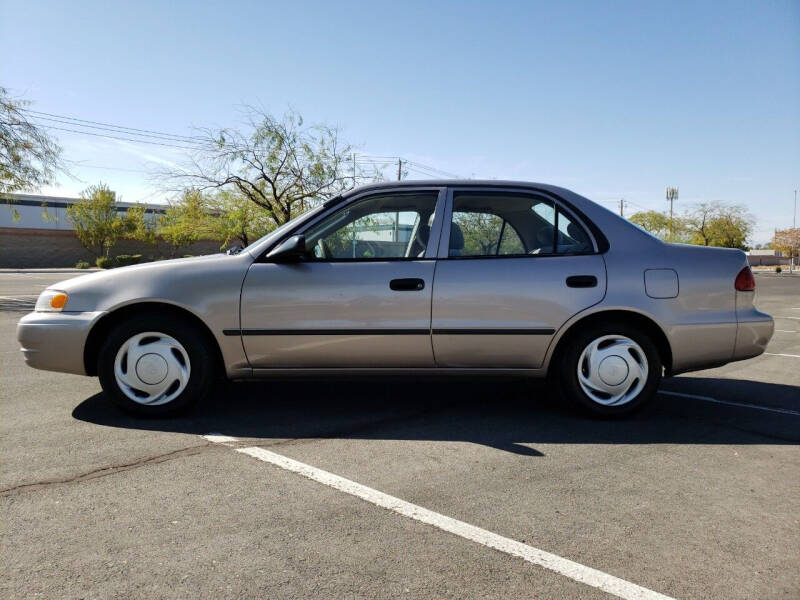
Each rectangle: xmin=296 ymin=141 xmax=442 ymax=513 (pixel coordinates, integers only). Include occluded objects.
xmin=35 ymin=290 xmax=69 ymax=312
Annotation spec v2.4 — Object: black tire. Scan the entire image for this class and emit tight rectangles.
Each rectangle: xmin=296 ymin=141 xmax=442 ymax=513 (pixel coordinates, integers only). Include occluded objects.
xmin=97 ymin=314 xmax=217 ymax=416
xmin=556 ymin=321 xmax=662 ymax=417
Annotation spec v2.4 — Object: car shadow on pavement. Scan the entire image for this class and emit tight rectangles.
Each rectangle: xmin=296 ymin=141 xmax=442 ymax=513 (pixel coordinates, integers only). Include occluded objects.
xmin=72 ymin=377 xmax=799 ymax=457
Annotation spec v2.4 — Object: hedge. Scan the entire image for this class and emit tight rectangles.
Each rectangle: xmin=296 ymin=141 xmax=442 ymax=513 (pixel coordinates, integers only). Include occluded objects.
xmin=115 ymin=254 xmax=143 ymax=267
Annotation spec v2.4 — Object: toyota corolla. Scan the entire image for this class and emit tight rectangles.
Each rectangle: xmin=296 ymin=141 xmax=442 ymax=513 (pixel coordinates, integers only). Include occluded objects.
xmin=17 ymin=181 xmax=774 ymax=416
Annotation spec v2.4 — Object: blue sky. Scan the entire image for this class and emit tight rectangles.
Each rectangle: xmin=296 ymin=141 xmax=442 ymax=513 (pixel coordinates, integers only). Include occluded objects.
xmin=2 ymin=0 xmax=798 ymax=242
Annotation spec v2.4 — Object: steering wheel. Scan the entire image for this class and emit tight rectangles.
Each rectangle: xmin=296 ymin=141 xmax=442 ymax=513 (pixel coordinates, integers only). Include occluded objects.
xmin=315 ymin=238 xmax=330 ymax=259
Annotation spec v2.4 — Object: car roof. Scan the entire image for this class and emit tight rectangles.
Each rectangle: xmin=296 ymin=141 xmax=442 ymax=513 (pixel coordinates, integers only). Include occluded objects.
xmin=342 ymin=179 xmax=571 ymax=198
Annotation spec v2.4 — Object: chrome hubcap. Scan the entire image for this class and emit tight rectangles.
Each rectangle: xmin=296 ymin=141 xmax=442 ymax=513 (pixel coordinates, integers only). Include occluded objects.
xmin=135 ymin=353 xmax=169 ymax=385
xmin=577 ymin=334 xmax=647 ymax=406
xmin=114 ymin=332 xmax=190 ymax=405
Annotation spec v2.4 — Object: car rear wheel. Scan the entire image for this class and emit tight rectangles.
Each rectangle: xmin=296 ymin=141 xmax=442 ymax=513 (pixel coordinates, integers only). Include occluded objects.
xmin=98 ymin=315 xmax=216 ymax=416
xmin=557 ymin=322 xmax=662 ymax=416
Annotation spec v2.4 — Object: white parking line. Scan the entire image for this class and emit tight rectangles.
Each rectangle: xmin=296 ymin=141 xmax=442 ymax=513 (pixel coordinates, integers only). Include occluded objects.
xmin=203 ymin=433 xmax=238 ymax=444
xmin=658 ymin=390 xmax=800 ymax=416
xmin=777 ymin=316 xmax=800 ymax=320
xmin=201 ymin=435 xmax=674 ymax=600
xmin=774 ymin=329 xmax=796 ymax=333
xmin=765 ymin=352 xmax=800 ymax=359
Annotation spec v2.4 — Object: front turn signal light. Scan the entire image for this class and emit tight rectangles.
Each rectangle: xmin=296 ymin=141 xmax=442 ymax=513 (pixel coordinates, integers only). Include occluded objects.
xmin=50 ymin=293 xmax=68 ymax=309
xmin=35 ymin=290 xmax=69 ymax=312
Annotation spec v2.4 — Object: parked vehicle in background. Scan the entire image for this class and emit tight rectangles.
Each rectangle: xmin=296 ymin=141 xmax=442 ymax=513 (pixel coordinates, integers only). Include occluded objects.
xmin=17 ymin=181 xmax=774 ymax=417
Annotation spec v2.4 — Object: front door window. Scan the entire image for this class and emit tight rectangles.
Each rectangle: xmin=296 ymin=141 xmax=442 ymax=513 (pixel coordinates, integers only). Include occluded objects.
xmin=303 ymin=192 xmax=439 ymax=260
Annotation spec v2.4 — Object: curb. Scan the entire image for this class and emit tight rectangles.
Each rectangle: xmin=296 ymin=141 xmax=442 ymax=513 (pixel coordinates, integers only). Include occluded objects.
xmin=0 ymin=269 xmax=101 ymax=274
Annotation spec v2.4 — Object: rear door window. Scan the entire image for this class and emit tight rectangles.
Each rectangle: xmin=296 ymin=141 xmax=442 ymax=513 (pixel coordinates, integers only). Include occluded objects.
xmin=449 ymin=192 xmax=592 ymax=257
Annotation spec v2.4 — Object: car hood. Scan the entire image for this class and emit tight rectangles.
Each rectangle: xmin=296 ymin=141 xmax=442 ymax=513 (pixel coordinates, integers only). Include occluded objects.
xmin=48 ymin=253 xmax=252 ymax=313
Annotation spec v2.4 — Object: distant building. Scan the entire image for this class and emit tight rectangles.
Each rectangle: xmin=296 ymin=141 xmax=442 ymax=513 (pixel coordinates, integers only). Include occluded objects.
xmin=0 ymin=193 xmax=218 ymax=268
xmin=746 ymin=249 xmax=789 ymax=266
xmin=0 ymin=193 xmax=165 ymax=232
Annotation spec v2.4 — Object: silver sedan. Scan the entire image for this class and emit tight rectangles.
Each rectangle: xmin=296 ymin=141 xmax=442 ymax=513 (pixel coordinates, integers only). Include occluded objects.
xmin=17 ymin=181 xmax=774 ymax=416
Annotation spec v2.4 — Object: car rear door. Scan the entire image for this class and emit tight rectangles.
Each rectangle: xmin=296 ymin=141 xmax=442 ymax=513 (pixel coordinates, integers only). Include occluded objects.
xmin=431 ymin=187 xmax=606 ymax=368
xmin=239 ymin=188 xmax=445 ymax=369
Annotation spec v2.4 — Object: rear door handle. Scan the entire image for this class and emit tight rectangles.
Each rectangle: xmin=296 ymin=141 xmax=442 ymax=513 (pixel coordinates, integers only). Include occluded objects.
xmin=390 ymin=278 xmax=425 ymax=291
xmin=566 ymin=275 xmax=597 ymax=288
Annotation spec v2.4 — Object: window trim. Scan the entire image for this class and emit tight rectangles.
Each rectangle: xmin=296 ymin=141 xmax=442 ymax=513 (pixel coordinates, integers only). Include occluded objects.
xmin=438 ymin=187 xmax=601 ymax=260
xmin=256 ymin=187 xmax=447 ymax=263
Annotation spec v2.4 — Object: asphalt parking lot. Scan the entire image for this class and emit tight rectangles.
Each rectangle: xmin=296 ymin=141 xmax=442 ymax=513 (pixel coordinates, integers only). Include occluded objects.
xmin=1 ymin=271 xmax=798 ymax=599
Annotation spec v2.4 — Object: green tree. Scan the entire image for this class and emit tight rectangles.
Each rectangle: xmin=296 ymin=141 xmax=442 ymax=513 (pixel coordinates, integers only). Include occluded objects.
xmin=629 ymin=203 xmax=751 ymax=248
xmin=1 ymin=87 xmax=65 ymax=217
xmin=125 ymin=203 xmax=158 ymax=246
xmin=0 ymin=87 xmax=63 ymax=194
xmin=157 ymin=189 xmax=214 ymax=255
xmin=629 ymin=210 xmax=671 ymax=240
xmin=628 ymin=210 xmax=689 ymax=242
xmin=160 ymin=108 xmax=368 ymax=227
xmin=455 ymin=212 xmax=518 ymax=255
xmin=66 ymin=184 xmax=139 ymax=258
xmin=684 ymin=202 xmax=752 ymax=249
xmin=207 ymin=190 xmax=275 ymax=249
xmin=772 ymin=228 xmax=800 ymax=261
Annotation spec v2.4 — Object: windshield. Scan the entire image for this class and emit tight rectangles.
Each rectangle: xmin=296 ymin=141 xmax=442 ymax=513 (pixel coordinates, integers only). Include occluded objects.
xmin=241 ymin=204 xmax=327 ymax=254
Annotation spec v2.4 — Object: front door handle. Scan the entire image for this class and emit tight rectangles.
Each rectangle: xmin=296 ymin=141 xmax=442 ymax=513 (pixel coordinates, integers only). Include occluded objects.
xmin=566 ymin=275 xmax=597 ymax=288
xmin=390 ymin=278 xmax=425 ymax=291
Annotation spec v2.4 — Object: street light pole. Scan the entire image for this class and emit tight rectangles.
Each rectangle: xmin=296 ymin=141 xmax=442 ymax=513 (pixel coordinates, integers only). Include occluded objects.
xmin=792 ymin=189 xmax=797 ymax=273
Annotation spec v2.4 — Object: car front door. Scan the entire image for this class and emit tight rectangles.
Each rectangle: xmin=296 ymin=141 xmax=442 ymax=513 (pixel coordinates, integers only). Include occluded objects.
xmin=431 ymin=188 xmax=607 ymax=368
xmin=239 ymin=189 xmax=445 ymax=369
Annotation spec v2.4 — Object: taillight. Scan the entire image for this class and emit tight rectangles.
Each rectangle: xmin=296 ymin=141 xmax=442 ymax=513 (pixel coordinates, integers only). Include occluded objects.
xmin=735 ymin=266 xmax=755 ymax=291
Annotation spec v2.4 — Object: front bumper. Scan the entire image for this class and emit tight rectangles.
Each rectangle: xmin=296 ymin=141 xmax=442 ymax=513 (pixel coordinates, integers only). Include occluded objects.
xmin=17 ymin=311 xmax=104 ymax=375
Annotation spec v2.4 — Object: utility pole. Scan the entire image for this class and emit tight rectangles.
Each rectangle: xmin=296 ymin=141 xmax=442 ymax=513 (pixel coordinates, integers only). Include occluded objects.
xmin=619 ymin=198 xmax=625 ymax=217
xmin=394 ymin=158 xmax=403 ymax=242
xmin=666 ymin=186 xmax=679 ymax=238
xmin=352 ymin=153 xmax=357 ymax=189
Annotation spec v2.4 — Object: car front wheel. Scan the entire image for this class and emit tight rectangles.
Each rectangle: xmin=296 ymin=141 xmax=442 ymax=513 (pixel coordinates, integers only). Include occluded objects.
xmin=98 ymin=315 xmax=215 ymax=416
xmin=558 ymin=322 xmax=662 ymax=416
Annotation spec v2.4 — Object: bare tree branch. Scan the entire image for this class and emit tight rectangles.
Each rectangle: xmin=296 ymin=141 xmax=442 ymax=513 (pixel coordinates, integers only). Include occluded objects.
xmin=154 ymin=107 xmax=375 ymax=226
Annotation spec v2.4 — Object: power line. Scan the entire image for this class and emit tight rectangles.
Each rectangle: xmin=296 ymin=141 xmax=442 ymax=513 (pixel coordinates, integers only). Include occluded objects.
xmin=625 ymin=199 xmax=648 ymax=211
xmin=405 ymin=160 xmax=461 ymax=179
xmin=22 ymin=108 xmax=203 ymax=143
xmin=73 ymin=164 xmax=153 ymax=174
xmin=405 ymin=163 xmax=462 ymax=179
xmin=38 ymin=124 xmax=205 ymax=151
xmin=405 ymin=166 xmax=447 ymax=179
xmin=355 ymin=157 xmax=463 ymax=179
xmin=26 ymin=109 xmax=464 ymax=179
xmin=29 ymin=114 xmax=212 ymax=145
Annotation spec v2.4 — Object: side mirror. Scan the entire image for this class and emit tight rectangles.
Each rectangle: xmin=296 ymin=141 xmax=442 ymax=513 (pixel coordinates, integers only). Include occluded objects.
xmin=266 ymin=234 xmax=307 ymax=262
xmin=226 ymin=244 xmax=242 ymax=255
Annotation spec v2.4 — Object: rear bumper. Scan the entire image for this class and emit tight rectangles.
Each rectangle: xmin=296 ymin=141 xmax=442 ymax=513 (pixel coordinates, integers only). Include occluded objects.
xmin=16 ymin=311 xmax=104 ymax=375
xmin=734 ymin=309 xmax=774 ymax=361
xmin=668 ymin=310 xmax=773 ymax=375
